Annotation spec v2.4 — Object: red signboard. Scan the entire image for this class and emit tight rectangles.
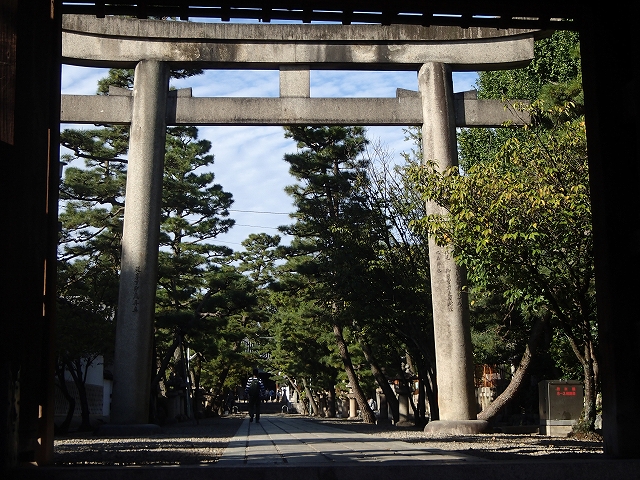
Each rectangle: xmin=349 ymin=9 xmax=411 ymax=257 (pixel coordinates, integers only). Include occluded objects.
xmin=555 ymin=386 xmax=577 ymax=396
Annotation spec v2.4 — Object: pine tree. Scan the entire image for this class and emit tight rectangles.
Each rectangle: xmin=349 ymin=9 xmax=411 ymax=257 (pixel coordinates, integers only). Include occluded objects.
xmin=279 ymin=125 xmax=379 ymax=423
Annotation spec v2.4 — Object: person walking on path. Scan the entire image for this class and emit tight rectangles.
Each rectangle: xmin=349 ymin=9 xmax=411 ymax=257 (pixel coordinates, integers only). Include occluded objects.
xmin=245 ymin=368 xmax=266 ymax=423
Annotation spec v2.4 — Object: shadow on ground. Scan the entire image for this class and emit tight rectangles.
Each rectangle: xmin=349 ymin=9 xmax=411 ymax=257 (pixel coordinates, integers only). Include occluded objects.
xmin=52 ymin=414 xmax=604 ymax=466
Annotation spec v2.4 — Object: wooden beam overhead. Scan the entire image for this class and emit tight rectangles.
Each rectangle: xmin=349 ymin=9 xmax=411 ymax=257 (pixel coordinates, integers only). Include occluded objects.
xmin=59 ymin=1 xmax=584 ymax=30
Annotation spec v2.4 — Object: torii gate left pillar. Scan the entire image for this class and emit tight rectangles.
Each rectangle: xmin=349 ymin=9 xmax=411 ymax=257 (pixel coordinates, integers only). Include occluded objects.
xmin=110 ymin=60 xmax=169 ymax=426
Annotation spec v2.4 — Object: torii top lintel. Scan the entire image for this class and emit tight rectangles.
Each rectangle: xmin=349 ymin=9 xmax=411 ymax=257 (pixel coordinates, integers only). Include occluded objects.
xmin=62 ymin=15 xmax=536 ymax=71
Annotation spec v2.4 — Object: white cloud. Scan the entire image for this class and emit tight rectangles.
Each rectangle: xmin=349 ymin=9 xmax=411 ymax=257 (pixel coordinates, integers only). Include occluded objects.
xmin=61 ymin=66 xmax=111 ymax=95
xmin=173 ymin=70 xmax=280 ymax=98
xmin=61 ymin=58 xmax=478 ymax=252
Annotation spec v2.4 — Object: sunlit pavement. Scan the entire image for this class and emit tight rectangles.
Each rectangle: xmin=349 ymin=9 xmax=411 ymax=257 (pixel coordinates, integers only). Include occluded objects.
xmin=218 ymin=415 xmax=481 ymax=466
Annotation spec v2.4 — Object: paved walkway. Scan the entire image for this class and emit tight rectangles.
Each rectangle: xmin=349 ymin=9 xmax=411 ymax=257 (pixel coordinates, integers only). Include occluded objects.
xmin=11 ymin=414 xmax=640 ymax=480
xmin=218 ymin=415 xmax=485 ymax=466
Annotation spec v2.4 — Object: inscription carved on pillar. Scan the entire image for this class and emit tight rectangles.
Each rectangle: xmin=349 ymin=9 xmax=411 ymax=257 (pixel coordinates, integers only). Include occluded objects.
xmin=133 ymin=266 xmax=141 ymax=312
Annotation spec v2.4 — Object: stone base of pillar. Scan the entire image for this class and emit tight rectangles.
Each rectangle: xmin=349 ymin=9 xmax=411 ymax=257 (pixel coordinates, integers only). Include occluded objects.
xmin=423 ymin=419 xmax=489 ymax=435
xmin=95 ymin=424 xmax=162 ymax=437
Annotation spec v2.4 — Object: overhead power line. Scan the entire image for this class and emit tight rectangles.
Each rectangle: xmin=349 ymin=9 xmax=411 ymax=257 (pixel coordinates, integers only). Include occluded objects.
xmin=234 ymin=224 xmax=281 ymax=230
xmin=229 ymin=209 xmax=291 ymax=215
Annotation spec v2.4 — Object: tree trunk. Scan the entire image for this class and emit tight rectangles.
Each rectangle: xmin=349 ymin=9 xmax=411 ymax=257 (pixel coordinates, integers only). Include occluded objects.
xmin=65 ymin=359 xmax=92 ymax=431
xmin=359 ymin=338 xmax=399 ymax=423
xmin=408 ymin=336 xmax=439 ymax=421
xmin=564 ymin=326 xmax=598 ymax=432
xmin=326 ymin=384 xmax=337 ymax=418
xmin=303 ymin=378 xmax=319 ymax=416
xmin=405 ymin=352 xmax=428 ymax=426
xmin=192 ymin=355 xmax=201 ymax=424
xmin=333 ymin=323 xmax=376 ymax=423
xmin=211 ymin=365 xmax=231 ymax=412
xmin=478 ymin=314 xmax=548 ymax=421
xmin=54 ymin=363 xmax=75 ymax=434
xmin=424 ymin=366 xmax=439 ymax=421
xmin=287 ymin=377 xmax=307 ymax=415
xmin=415 ymin=364 xmax=428 ymax=427
xmin=210 ymin=342 xmax=241 ymax=411
xmin=151 ymin=335 xmax=180 ymax=395
xmin=579 ymin=339 xmax=598 ymax=430
xmin=76 ymin=379 xmax=92 ymax=431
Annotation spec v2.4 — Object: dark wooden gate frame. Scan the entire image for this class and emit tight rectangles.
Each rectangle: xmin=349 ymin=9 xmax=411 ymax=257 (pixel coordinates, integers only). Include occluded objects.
xmin=1 ymin=0 xmax=638 ymax=466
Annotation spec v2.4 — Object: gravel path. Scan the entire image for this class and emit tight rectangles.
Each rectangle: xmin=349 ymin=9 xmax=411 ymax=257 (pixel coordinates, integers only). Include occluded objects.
xmin=310 ymin=417 xmax=604 ymax=461
xmin=54 ymin=415 xmax=246 ymax=466
xmin=53 ymin=413 xmax=604 ymax=466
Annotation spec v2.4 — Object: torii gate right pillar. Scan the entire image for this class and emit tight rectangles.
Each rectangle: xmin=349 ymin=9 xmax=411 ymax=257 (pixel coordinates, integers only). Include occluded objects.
xmin=418 ymin=62 xmax=487 ymax=434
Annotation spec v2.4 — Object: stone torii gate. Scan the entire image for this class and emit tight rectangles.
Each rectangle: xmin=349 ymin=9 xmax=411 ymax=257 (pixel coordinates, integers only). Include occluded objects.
xmin=61 ymin=15 xmax=534 ymax=432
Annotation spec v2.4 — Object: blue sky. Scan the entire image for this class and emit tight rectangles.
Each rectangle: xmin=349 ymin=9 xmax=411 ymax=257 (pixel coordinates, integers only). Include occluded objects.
xmin=60 ymin=41 xmax=478 ymax=252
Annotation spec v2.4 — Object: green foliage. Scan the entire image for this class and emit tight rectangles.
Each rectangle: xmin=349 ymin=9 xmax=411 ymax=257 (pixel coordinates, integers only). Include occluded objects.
xmin=58 ymin=98 xmax=129 ymax=386
xmin=191 ymin=266 xmax=263 ymax=361
xmin=96 ymin=67 xmax=204 ymax=95
xmin=276 ymin=126 xmax=382 ymax=414
xmin=270 ymin=125 xmax=442 ymax=420
xmin=97 ymin=69 xmax=135 ymax=94
xmin=458 ymin=128 xmax=505 ymax=173
xmin=267 ymin=258 xmax=346 ymax=390
xmin=454 ymin=29 xmax=586 ymax=369
xmin=280 ymin=125 xmax=378 ymax=313
xmin=361 ymin=144 xmax=437 ymax=400
xmin=468 ymin=287 xmax=521 ymax=366
xmin=476 ymin=31 xmax=581 ymax=101
xmin=156 ymin=124 xmax=234 ymax=315
xmin=232 ymin=233 xmax=282 ymax=287
xmin=56 ymin=282 xmax=115 ymax=364
xmin=412 ymin=103 xmax=593 ymax=321
xmin=459 ymin=30 xmax=582 ymax=172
